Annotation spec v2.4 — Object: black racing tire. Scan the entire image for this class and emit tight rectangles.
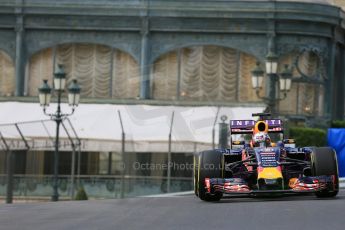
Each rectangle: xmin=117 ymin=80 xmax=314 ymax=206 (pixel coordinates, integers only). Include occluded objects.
xmin=196 ymin=150 xmax=223 ymax=202
xmin=311 ymin=147 xmax=339 ymax=198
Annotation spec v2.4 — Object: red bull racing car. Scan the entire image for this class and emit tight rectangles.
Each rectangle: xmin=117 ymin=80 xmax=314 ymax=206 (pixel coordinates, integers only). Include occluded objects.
xmin=194 ymin=113 xmax=339 ymax=201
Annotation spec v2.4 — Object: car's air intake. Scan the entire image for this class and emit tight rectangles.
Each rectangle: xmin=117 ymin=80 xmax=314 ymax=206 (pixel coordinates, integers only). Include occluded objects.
xmin=257 ymin=122 xmax=267 ymax=132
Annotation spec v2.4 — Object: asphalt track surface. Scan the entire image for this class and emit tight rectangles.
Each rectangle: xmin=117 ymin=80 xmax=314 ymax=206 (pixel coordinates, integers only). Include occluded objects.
xmin=1 ymin=190 xmax=345 ymax=230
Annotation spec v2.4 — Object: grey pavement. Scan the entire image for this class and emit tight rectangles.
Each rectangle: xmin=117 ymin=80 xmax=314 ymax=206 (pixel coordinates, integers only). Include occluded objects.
xmin=0 ymin=190 xmax=345 ymax=230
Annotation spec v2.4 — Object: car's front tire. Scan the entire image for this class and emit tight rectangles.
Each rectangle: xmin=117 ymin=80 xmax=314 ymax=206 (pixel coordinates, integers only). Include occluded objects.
xmin=196 ymin=150 xmax=223 ymax=202
xmin=311 ymin=147 xmax=339 ymax=198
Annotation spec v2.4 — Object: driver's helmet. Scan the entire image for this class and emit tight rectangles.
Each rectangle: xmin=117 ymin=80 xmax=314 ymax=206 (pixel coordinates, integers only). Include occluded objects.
xmin=252 ymin=132 xmax=271 ymax=147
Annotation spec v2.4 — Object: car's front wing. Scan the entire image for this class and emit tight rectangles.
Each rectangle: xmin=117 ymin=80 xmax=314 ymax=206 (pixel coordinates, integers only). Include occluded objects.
xmin=205 ymin=176 xmax=337 ymax=195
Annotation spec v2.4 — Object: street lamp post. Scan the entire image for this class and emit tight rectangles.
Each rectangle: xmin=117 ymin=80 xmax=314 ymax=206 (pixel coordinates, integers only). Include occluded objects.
xmin=38 ymin=65 xmax=81 ymax=202
xmin=251 ymin=53 xmax=293 ymax=115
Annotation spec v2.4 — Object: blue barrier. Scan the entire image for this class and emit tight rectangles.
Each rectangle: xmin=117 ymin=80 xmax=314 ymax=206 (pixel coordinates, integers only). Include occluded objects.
xmin=328 ymin=129 xmax=345 ymax=177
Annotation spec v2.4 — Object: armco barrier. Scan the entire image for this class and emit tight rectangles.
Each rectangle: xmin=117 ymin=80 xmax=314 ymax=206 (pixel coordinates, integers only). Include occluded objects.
xmin=340 ymin=178 xmax=345 ymax=189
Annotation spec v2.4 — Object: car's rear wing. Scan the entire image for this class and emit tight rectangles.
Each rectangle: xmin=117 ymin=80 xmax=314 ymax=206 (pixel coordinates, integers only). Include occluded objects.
xmin=230 ymin=119 xmax=283 ymax=134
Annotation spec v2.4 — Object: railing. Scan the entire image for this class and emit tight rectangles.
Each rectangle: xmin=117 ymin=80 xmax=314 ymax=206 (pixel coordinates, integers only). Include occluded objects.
xmin=0 ymin=174 xmax=193 ymax=200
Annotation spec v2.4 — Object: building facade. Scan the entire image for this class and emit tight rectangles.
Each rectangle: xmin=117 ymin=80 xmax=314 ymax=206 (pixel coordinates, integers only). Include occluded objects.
xmin=0 ymin=0 xmax=344 ymax=118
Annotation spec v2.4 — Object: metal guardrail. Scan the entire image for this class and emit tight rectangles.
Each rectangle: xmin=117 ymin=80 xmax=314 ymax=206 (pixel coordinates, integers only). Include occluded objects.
xmin=339 ymin=177 xmax=345 ymax=188
xmin=0 ymin=119 xmax=81 ymax=203
xmin=0 ymin=174 xmax=193 ymax=200
xmin=1 ymin=175 xmax=343 ymax=201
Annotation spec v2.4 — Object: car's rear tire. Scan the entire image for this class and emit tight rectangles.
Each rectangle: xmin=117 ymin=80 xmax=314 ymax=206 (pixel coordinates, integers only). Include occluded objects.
xmin=311 ymin=147 xmax=339 ymax=198
xmin=196 ymin=150 xmax=223 ymax=202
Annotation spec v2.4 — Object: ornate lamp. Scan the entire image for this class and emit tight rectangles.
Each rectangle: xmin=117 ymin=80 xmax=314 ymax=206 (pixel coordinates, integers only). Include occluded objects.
xmin=38 ymin=80 xmax=52 ymax=107
xmin=68 ymin=79 xmax=81 ymax=107
xmin=251 ymin=62 xmax=265 ymax=89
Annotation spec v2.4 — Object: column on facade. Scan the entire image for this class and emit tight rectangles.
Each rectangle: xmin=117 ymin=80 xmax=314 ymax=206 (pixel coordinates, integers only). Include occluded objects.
xmin=139 ymin=17 xmax=151 ymax=99
xmin=14 ymin=15 xmax=25 ymax=96
xmin=326 ymin=39 xmax=336 ymax=119
xmin=334 ymin=44 xmax=345 ymax=119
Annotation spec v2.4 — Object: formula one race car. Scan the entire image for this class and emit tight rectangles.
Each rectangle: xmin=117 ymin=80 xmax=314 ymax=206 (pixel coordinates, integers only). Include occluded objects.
xmin=194 ymin=113 xmax=339 ymax=201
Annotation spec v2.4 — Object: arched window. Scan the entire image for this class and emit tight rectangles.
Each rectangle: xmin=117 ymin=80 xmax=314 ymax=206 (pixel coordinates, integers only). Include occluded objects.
xmin=0 ymin=50 xmax=15 ymax=97
xmin=278 ymin=51 xmax=325 ymax=116
xmin=27 ymin=44 xmax=140 ymax=99
xmin=152 ymin=45 xmax=261 ymax=103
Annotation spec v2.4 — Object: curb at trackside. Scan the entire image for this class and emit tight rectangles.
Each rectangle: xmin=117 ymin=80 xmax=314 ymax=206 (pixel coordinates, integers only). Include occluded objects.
xmin=140 ymin=191 xmax=194 ymax=198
